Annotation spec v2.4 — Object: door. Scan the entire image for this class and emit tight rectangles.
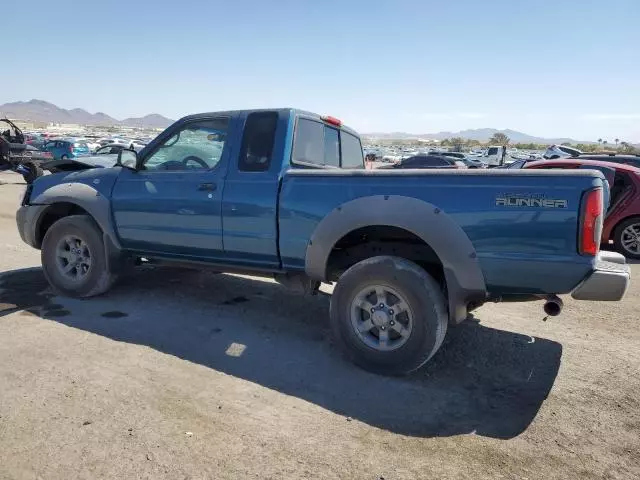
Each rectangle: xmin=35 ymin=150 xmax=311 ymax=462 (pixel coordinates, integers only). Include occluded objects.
xmin=221 ymin=111 xmax=282 ymax=268
xmin=111 ymin=117 xmax=232 ymax=260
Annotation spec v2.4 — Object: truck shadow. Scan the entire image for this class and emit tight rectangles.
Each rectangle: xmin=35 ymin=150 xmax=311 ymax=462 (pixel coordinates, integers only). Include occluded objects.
xmin=0 ymin=267 xmax=562 ymax=439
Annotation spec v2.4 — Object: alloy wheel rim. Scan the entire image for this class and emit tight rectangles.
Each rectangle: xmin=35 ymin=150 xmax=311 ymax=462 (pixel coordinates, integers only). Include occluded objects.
xmin=55 ymin=235 xmax=92 ymax=281
xmin=621 ymin=223 xmax=640 ymax=254
xmin=350 ymin=284 xmax=413 ymax=352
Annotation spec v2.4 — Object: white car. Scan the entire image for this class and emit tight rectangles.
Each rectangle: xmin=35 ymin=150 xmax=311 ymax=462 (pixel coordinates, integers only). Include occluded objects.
xmin=97 ymin=137 xmax=129 ymax=148
xmin=128 ymin=139 xmax=148 ymax=152
xmin=543 ymin=144 xmax=583 ymax=159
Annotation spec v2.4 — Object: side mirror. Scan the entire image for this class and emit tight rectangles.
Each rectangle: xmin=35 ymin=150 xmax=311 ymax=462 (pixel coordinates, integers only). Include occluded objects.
xmin=117 ymin=149 xmax=138 ymax=170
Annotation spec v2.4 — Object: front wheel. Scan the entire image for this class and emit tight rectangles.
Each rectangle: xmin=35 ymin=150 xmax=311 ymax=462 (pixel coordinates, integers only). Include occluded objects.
xmin=613 ymin=217 xmax=640 ymax=259
xmin=41 ymin=215 xmax=117 ymax=297
xmin=330 ymin=256 xmax=448 ymax=375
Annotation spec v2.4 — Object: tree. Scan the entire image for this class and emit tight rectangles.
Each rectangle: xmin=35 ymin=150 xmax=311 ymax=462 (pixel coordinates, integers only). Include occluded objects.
xmin=620 ymin=141 xmax=637 ymax=154
xmin=603 ymin=140 xmax=608 ymax=147
xmin=488 ymin=132 xmax=510 ymax=145
xmin=597 ymin=138 xmax=603 ymax=145
xmin=615 ymin=138 xmax=620 ymax=147
xmin=449 ymin=137 xmax=465 ymax=151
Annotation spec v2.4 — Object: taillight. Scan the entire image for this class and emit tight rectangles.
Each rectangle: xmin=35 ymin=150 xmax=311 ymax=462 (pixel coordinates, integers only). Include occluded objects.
xmin=579 ymin=188 xmax=603 ymax=256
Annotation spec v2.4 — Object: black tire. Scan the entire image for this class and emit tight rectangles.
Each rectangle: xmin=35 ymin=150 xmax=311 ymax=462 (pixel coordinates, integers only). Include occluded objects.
xmin=41 ymin=215 xmax=117 ymax=297
xmin=613 ymin=216 xmax=640 ymax=259
xmin=330 ymin=256 xmax=448 ymax=376
xmin=22 ymin=161 xmax=43 ymax=184
xmin=61 ymin=154 xmax=68 ymax=160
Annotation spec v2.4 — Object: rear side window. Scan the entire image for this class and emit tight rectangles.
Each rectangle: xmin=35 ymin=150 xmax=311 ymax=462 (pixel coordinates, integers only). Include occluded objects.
xmin=292 ymin=118 xmax=364 ymax=168
xmin=341 ymin=132 xmax=364 ymax=168
xmin=487 ymin=147 xmax=499 ymax=155
xmin=293 ymin=119 xmax=324 ymax=166
xmin=239 ymin=111 xmax=278 ymax=172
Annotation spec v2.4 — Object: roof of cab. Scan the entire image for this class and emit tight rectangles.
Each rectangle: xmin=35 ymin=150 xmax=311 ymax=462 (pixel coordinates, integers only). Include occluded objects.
xmin=177 ymin=108 xmax=360 ymax=137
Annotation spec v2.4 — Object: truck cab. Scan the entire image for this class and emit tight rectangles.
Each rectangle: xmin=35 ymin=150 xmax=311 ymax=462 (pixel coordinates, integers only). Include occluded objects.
xmin=483 ymin=145 xmax=507 ymax=166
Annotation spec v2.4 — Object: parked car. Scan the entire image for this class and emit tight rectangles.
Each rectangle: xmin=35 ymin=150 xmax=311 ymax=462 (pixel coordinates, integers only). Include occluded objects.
xmin=439 ymin=151 xmax=487 ymax=168
xmin=544 ymin=145 xmax=640 ymax=168
xmin=574 ymin=153 xmax=640 ymax=169
xmin=378 ymin=154 xmax=467 ymax=169
xmin=96 ymin=137 xmax=129 ymax=148
xmin=128 ymin=139 xmax=148 ymax=152
xmin=95 ymin=144 xmax=128 ymax=155
xmin=499 ymin=158 xmax=540 ymax=169
xmin=525 ymin=158 xmax=640 ymax=259
xmin=42 ymin=139 xmax=91 ymax=160
xmin=17 ymin=108 xmax=629 ymax=375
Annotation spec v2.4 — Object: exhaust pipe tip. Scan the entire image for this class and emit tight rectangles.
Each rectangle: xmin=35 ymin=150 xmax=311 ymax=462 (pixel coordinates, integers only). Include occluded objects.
xmin=542 ymin=295 xmax=563 ymax=317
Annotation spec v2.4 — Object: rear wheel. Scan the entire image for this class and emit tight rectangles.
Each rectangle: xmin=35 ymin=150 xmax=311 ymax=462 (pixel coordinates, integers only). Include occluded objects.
xmin=614 ymin=217 xmax=640 ymax=259
xmin=41 ymin=215 xmax=117 ymax=297
xmin=330 ymin=256 xmax=448 ymax=375
xmin=61 ymin=154 xmax=68 ymax=160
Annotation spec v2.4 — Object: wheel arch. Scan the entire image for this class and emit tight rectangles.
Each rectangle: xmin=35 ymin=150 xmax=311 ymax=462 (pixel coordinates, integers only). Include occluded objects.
xmin=305 ymin=195 xmax=487 ymax=323
xmin=31 ymin=183 xmax=121 ymax=251
xmin=611 ymin=214 xmax=640 ymax=237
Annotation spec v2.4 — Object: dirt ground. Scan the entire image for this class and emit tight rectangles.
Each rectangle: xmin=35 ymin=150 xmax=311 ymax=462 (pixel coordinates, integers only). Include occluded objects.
xmin=0 ymin=170 xmax=638 ymax=480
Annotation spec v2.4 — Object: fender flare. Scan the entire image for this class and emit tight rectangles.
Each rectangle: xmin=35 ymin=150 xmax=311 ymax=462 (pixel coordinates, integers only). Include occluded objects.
xmin=31 ymin=182 xmax=121 ymax=250
xmin=305 ymin=195 xmax=487 ymax=323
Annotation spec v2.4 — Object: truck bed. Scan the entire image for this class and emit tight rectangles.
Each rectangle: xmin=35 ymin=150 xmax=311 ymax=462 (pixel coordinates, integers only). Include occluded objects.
xmin=279 ymin=168 xmax=604 ymax=294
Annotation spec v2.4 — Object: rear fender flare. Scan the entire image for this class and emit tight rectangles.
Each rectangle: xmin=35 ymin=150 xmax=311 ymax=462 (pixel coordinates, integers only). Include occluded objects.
xmin=305 ymin=195 xmax=487 ymax=323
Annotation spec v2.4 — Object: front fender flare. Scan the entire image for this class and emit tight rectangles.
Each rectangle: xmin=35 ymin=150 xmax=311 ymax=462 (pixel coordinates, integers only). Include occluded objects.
xmin=31 ymin=182 xmax=121 ymax=250
xmin=305 ymin=195 xmax=487 ymax=323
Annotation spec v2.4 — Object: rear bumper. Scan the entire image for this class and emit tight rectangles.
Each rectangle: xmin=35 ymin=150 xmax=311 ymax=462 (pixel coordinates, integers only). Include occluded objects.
xmin=571 ymin=251 xmax=630 ymax=301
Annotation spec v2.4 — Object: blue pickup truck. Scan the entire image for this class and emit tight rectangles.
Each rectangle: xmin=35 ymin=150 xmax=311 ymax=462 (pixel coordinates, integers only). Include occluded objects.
xmin=16 ymin=109 xmax=630 ymax=375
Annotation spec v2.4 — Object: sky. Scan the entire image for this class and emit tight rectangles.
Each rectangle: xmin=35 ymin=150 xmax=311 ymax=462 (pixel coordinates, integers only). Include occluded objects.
xmin=3 ymin=0 xmax=639 ymax=142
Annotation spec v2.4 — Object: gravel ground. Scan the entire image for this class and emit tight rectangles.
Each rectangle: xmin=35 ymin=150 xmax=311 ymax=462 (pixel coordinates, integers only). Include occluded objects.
xmin=1 ymin=171 xmax=639 ymax=479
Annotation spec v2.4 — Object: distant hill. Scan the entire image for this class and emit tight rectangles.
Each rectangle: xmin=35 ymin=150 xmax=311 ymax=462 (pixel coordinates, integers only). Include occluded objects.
xmin=0 ymin=99 xmax=173 ymax=128
xmin=364 ymin=128 xmax=590 ymax=145
xmin=121 ymin=114 xmax=174 ymax=128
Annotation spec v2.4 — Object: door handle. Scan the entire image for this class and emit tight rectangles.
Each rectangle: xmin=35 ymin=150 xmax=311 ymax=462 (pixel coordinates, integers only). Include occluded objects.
xmin=198 ymin=183 xmax=217 ymax=192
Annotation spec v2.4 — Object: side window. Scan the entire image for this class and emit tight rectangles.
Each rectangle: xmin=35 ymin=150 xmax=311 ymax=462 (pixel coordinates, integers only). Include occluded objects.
xmin=507 ymin=160 xmax=525 ymax=169
xmin=292 ymin=118 xmax=324 ymax=166
xmin=402 ymin=156 xmax=421 ymax=167
xmin=323 ymin=127 xmax=340 ymax=167
xmin=142 ymin=118 xmax=228 ymax=171
xmin=426 ymin=156 xmax=450 ymax=166
xmin=340 ymin=131 xmax=364 ymax=168
xmin=238 ymin=112 xmax=278 ymax=172
xmin=488 ymin=147 xmax=499 ymax=155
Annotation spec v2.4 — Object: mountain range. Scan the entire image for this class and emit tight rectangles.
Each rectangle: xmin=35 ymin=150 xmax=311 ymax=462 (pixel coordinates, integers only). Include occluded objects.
xmin=0 ymin=99 xmax=173 ymax=128
xmin=363 ymin=128 xmax=589 ymax=145
xmin=0 ymin=100 xmax=597 ymax=143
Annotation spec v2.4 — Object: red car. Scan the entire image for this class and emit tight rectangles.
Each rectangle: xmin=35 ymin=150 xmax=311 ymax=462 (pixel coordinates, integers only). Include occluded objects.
xmin=525 ymin=159 xmax=640 ymax=259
